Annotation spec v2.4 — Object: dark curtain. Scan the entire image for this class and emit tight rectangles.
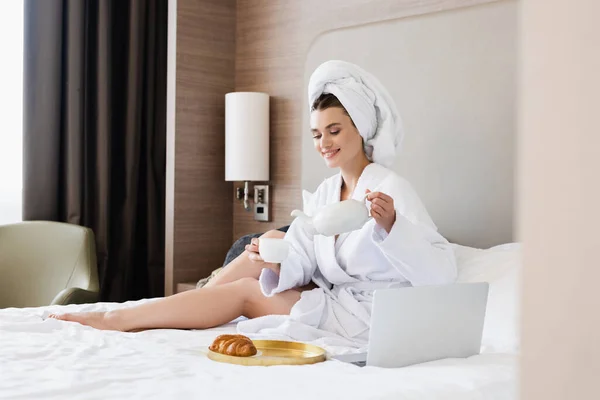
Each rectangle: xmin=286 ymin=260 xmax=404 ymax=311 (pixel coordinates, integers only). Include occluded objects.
xmin=23 ymin=0 xmax=167 ymax=302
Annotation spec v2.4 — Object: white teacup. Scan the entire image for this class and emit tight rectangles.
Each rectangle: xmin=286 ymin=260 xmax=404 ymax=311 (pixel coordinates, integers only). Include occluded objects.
xmin=258 ymin=238 xmax=290 ymax=263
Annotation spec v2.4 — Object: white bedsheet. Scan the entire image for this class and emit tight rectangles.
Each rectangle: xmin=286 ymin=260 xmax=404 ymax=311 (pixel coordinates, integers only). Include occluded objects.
xmin=0 ymin=300 xmax=516 ymax=400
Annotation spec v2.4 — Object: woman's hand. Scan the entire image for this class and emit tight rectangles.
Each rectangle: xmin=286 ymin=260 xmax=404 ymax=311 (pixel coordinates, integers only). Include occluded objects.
xmin=366 ymin=189 xmax=396 ymax=234
xmin=245 ymin=238 xmax=281 ymax=274
xmin=245 ymin=238 xmax=264 ymax=262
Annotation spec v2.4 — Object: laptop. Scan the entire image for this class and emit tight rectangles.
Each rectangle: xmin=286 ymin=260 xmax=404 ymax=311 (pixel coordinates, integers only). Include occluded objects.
xmin=333 ymin=282 xmax=489 ymax=368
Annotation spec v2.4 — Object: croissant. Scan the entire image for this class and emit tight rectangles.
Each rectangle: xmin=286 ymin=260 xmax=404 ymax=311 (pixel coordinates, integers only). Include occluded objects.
xmin=209 ymin=334 xmax=257 ymax=357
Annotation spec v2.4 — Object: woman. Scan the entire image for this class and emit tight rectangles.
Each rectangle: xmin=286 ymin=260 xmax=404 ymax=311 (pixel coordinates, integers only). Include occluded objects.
xmin=50 ymin=61 xmax=456 ymax=345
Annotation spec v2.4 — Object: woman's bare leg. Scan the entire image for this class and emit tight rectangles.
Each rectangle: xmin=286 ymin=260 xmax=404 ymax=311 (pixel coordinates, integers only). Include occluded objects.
xmin=205 ymin=229 xmax=285 ymax=287
xmin=49 ymin=278 xmax=300 ymax=331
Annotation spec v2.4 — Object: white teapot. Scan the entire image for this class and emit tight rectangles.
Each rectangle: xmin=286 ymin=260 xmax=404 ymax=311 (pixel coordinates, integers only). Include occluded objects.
xmin=290 ymin=196 xmax=372 ymax=237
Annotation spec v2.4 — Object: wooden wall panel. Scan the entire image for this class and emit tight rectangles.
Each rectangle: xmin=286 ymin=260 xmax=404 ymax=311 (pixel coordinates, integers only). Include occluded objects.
xmin=233 ymin=0 xmax=499 ymax=240
xmin=165 ymin=0 xmax=235 ymax=295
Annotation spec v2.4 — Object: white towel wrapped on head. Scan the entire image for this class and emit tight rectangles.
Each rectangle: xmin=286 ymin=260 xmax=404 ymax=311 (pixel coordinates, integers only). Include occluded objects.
xmin=308 ymin=60 xmax=404 ymax=167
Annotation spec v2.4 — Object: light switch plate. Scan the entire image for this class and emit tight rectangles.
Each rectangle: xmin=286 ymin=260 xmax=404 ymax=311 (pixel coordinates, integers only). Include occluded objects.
xmin=253 ymin=185 xmax=269 ymax=222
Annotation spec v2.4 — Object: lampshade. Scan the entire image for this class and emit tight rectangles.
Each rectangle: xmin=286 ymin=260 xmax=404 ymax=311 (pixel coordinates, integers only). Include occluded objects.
xmin=225 ymin=92 xmax=270 ymax=181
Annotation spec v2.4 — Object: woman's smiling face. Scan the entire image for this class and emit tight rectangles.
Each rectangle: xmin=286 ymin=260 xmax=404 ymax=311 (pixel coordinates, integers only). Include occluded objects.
xmin=310 ymin=106 xmax=364 ymax=169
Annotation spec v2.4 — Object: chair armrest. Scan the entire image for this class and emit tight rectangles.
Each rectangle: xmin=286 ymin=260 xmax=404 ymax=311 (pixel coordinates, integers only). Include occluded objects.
xmin=50 ymin=287 xmax=100 ymax=306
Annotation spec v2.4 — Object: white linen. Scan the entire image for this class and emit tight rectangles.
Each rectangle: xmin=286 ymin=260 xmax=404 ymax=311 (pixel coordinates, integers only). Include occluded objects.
xmin=307 ymin=60 xmax=403 ymax=167
xmin=0 ymin=300 xmax=517 ymax=400
xmin=238 ymin=163 xmax=457 ymax=350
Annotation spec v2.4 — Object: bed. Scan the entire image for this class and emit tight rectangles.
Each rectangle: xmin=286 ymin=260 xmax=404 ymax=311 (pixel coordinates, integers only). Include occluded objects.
xmin=1 ymin=2 xmax=519 ymax=398
xmin=0 ymin=243 xmax=520 ymax=400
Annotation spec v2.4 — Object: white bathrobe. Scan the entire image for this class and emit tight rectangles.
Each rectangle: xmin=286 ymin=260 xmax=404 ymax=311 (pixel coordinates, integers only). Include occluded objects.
xmin=237 ymin=163 xmax=457 ymax=350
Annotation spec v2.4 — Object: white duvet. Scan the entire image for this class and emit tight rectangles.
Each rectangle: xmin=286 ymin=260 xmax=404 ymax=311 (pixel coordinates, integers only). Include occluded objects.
xmin=0 ymin=244 xmax=520 ymax=400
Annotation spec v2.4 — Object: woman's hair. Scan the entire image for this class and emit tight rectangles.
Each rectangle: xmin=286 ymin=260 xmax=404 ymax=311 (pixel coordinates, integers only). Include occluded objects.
xmin=311 ymin=93 xmax=356 ymax=127
xmin=311 ymin=93 xmax=344 ymax=112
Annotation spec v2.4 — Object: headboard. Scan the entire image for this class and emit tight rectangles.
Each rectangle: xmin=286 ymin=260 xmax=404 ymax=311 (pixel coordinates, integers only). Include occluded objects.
xmin=301 ymin=0 xmax=516 ymax=248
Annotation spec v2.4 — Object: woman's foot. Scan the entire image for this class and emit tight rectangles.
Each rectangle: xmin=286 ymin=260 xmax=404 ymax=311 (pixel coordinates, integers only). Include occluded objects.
xmin=48 ymin=311 xmax=124 ymax=331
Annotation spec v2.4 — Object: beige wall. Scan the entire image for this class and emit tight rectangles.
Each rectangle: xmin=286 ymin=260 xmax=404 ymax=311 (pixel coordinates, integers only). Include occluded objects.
xmin=519 ymin=0 xmax=600 ymax=398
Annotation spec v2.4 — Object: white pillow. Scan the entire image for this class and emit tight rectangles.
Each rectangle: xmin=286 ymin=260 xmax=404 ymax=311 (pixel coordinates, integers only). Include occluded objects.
xmin=453 ymin=243 xmax=521 ymax=354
